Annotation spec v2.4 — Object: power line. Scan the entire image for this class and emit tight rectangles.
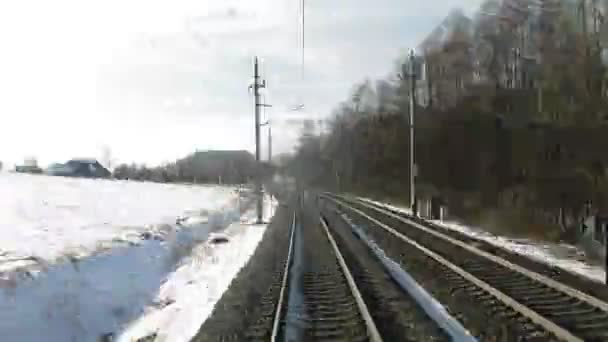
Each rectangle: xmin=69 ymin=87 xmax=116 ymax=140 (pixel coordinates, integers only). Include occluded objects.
xmin=291 ymin=0 xmax=306 ymax=112
xmin=301 ymin=0 xmax=305 ymax=82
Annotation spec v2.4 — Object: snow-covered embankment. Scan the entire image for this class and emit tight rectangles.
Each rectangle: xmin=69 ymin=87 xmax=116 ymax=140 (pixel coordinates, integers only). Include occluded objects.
xmin=0 ymin=173 xmax=248 ymax=341
xmin=118 ymin=199 xmax=277 ymax=342
xmin=359 ymin=197 xmax=606 ymax=283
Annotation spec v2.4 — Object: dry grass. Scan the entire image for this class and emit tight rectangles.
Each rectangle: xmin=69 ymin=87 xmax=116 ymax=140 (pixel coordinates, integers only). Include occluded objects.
xmin=465 ymin=208 xmax=564 ymax=242
xmin=351 ymin=190 xmax=565 ymax=242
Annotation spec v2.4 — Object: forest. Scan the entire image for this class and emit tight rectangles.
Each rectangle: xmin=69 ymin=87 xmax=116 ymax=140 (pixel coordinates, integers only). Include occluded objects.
xmin=287 ymin=0 xmax=608 ymax=239
xmin=113 ymin=150 xmax=274 ymax=185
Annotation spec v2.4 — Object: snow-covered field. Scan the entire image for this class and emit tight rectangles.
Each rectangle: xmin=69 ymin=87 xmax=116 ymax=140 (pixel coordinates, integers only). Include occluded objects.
xmin=359 ymin=197 xmax=606 ymax=283
xmin=0 ymin=172 xmax=267 ymax=342
xmin=0 ymin=173 xmax=239 ymax=274
xmin=118 ymin=201 xmax=276 ymax=342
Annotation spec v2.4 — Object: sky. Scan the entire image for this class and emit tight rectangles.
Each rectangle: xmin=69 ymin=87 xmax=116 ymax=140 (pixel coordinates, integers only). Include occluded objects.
xmin=0 ymin=0 xmax=483 ymax=167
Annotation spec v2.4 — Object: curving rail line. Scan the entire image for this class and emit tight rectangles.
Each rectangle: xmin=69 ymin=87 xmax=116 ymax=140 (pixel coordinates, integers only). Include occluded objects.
xmin=325 ymin=194 xmax=608 ymax=341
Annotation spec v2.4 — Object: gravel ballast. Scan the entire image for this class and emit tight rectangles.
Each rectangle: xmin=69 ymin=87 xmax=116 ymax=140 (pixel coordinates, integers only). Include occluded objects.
xmin=192 ymin=203 xmax=292 ymax=341
xmin=324 ymin=200 xmax=557 ymax=341
xmin=322 ymin=207 xmax=450 ymax=342
xmin=358 ymin=196 xmax=608 ymax=302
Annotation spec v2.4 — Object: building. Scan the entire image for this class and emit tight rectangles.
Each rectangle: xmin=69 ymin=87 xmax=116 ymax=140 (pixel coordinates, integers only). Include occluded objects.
xmin=46 ymin=159 xmax=111 ymax=178
xmin=15 ymin=157 xmax=43 ymax=174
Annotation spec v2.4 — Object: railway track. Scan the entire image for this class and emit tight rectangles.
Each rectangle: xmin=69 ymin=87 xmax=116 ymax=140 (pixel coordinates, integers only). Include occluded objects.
xmin=324 ymin=194 xmax=608 ymax=341
xmin=272 ymin=207 xmax=381 ymax=341
xmin=355 ymin=197 xmax=608 ymax=302
xmin=269 ymin=198 xmax=473 ymax=342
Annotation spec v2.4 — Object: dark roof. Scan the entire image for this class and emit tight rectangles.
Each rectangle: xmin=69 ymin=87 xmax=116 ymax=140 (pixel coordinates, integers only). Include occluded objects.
xmin=60 ymin=159 xmax=111 ymax=178
xmin=68 ymin=158 xmax=99 ymax=164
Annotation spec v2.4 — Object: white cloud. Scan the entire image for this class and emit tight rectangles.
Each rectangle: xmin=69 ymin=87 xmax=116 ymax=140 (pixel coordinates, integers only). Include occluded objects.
xmin=0 ymin=0 xmax=482 ymax=166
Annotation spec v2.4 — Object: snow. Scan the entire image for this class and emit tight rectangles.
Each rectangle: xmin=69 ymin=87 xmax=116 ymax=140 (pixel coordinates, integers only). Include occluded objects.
xmin=117 ymin=197 xmax=277 ymax=342
xmin=359 ymin=197 xmax=606 ymax=283
xmin=0 ymin=172 xmax=271 ymax=342
xmin=0 ymin=174 xmax=276 ymax=342
xmin=358 ymin=197 xmax=413 ymax=216
xmin=0 ymin=173 xmax=239 ymax=274
xmin=432 ymin=220 xmax=606 ymax=283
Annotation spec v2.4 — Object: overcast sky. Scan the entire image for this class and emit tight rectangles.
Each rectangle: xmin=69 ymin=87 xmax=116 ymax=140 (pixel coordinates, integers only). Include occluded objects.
xmin=0 ymin=0 xmax=482 ymax=167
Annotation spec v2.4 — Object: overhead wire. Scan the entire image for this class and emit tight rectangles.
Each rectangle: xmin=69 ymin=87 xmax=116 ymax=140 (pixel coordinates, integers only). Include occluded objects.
xmin=292 ymin=0 xmax=306 ymax=111
xmin=301 ymin=0 xmax=305 ymax=82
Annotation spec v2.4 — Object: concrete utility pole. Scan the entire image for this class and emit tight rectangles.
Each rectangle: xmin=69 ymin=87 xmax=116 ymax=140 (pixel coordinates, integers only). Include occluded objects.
xmin=268 ymin=123 xmax=272 ymax=163
xmin=253 ymin=56 xmax=266 ymax=224
xmin=408 ymin=50 xmax=417 ymax=216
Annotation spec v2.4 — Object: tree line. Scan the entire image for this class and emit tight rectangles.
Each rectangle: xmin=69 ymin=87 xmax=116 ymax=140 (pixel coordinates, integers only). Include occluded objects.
xmin=113 ymin=150 xmax=274 ymax=185
xmin=287 ymin=0 xmax=608 ymax=235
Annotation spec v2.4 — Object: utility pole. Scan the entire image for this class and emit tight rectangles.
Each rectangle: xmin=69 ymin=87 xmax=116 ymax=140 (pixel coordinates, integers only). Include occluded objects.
xmin=253 ymin=56 xmax=266 ymax=224
xmin=408 ymin=50 xmax=417 ymax=216
xmin=268 ymin=122 xmax=272 ymax=163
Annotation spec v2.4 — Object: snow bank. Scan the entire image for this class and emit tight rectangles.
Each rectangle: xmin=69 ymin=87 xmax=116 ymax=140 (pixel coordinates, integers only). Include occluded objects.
xmin=0 ymin=173 xmax=278 ymax=342
xmin=359 ymin=197 xmax=606 ymax=283
xmin=117 ymin=197 xmax=277 ymax=342
xmin=0 ymin=173 xmax=238 ymax=274
xmin=433 ymin=220 xmax=606 ymax=283
xmin=0 ymin=191 xmax=251 ymax=342
xmin=358 ymin=197 xmax=412 ymax=215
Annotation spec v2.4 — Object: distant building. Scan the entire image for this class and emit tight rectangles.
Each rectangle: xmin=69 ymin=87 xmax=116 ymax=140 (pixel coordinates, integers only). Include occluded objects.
xmin=46 ymin=159 xmax=111 ymax=178
xmin=45 ymin=163 xmax=74 ymax=177
xmin=15 ymin=157 xmax=42 ymax=174
xmin=176 ymin=150 xmax=257 ymax=184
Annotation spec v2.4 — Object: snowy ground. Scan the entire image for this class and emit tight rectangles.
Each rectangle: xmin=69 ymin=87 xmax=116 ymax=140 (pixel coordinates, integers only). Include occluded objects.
xmin=0 ymin=172 xmax=257 ymax=342
xmin=359 ymin=197 xmax=606 ymax=283
xmin=118 ymin=199 xmax=277 ymax=342
xmin=0 ymin=173 xmax=240 ymax=274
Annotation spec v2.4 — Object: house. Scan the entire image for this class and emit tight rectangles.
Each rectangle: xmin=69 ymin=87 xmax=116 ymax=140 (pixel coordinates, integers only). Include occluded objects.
xmin=15 ymin=157 xmax=43 ymax=174
xmin=45 ymin=163 xmax=75 ymax=176
xmin=175 ymin=150 xmax=257 ymax=184
xmin=46 ymin=159 xmax=111 ymax=178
